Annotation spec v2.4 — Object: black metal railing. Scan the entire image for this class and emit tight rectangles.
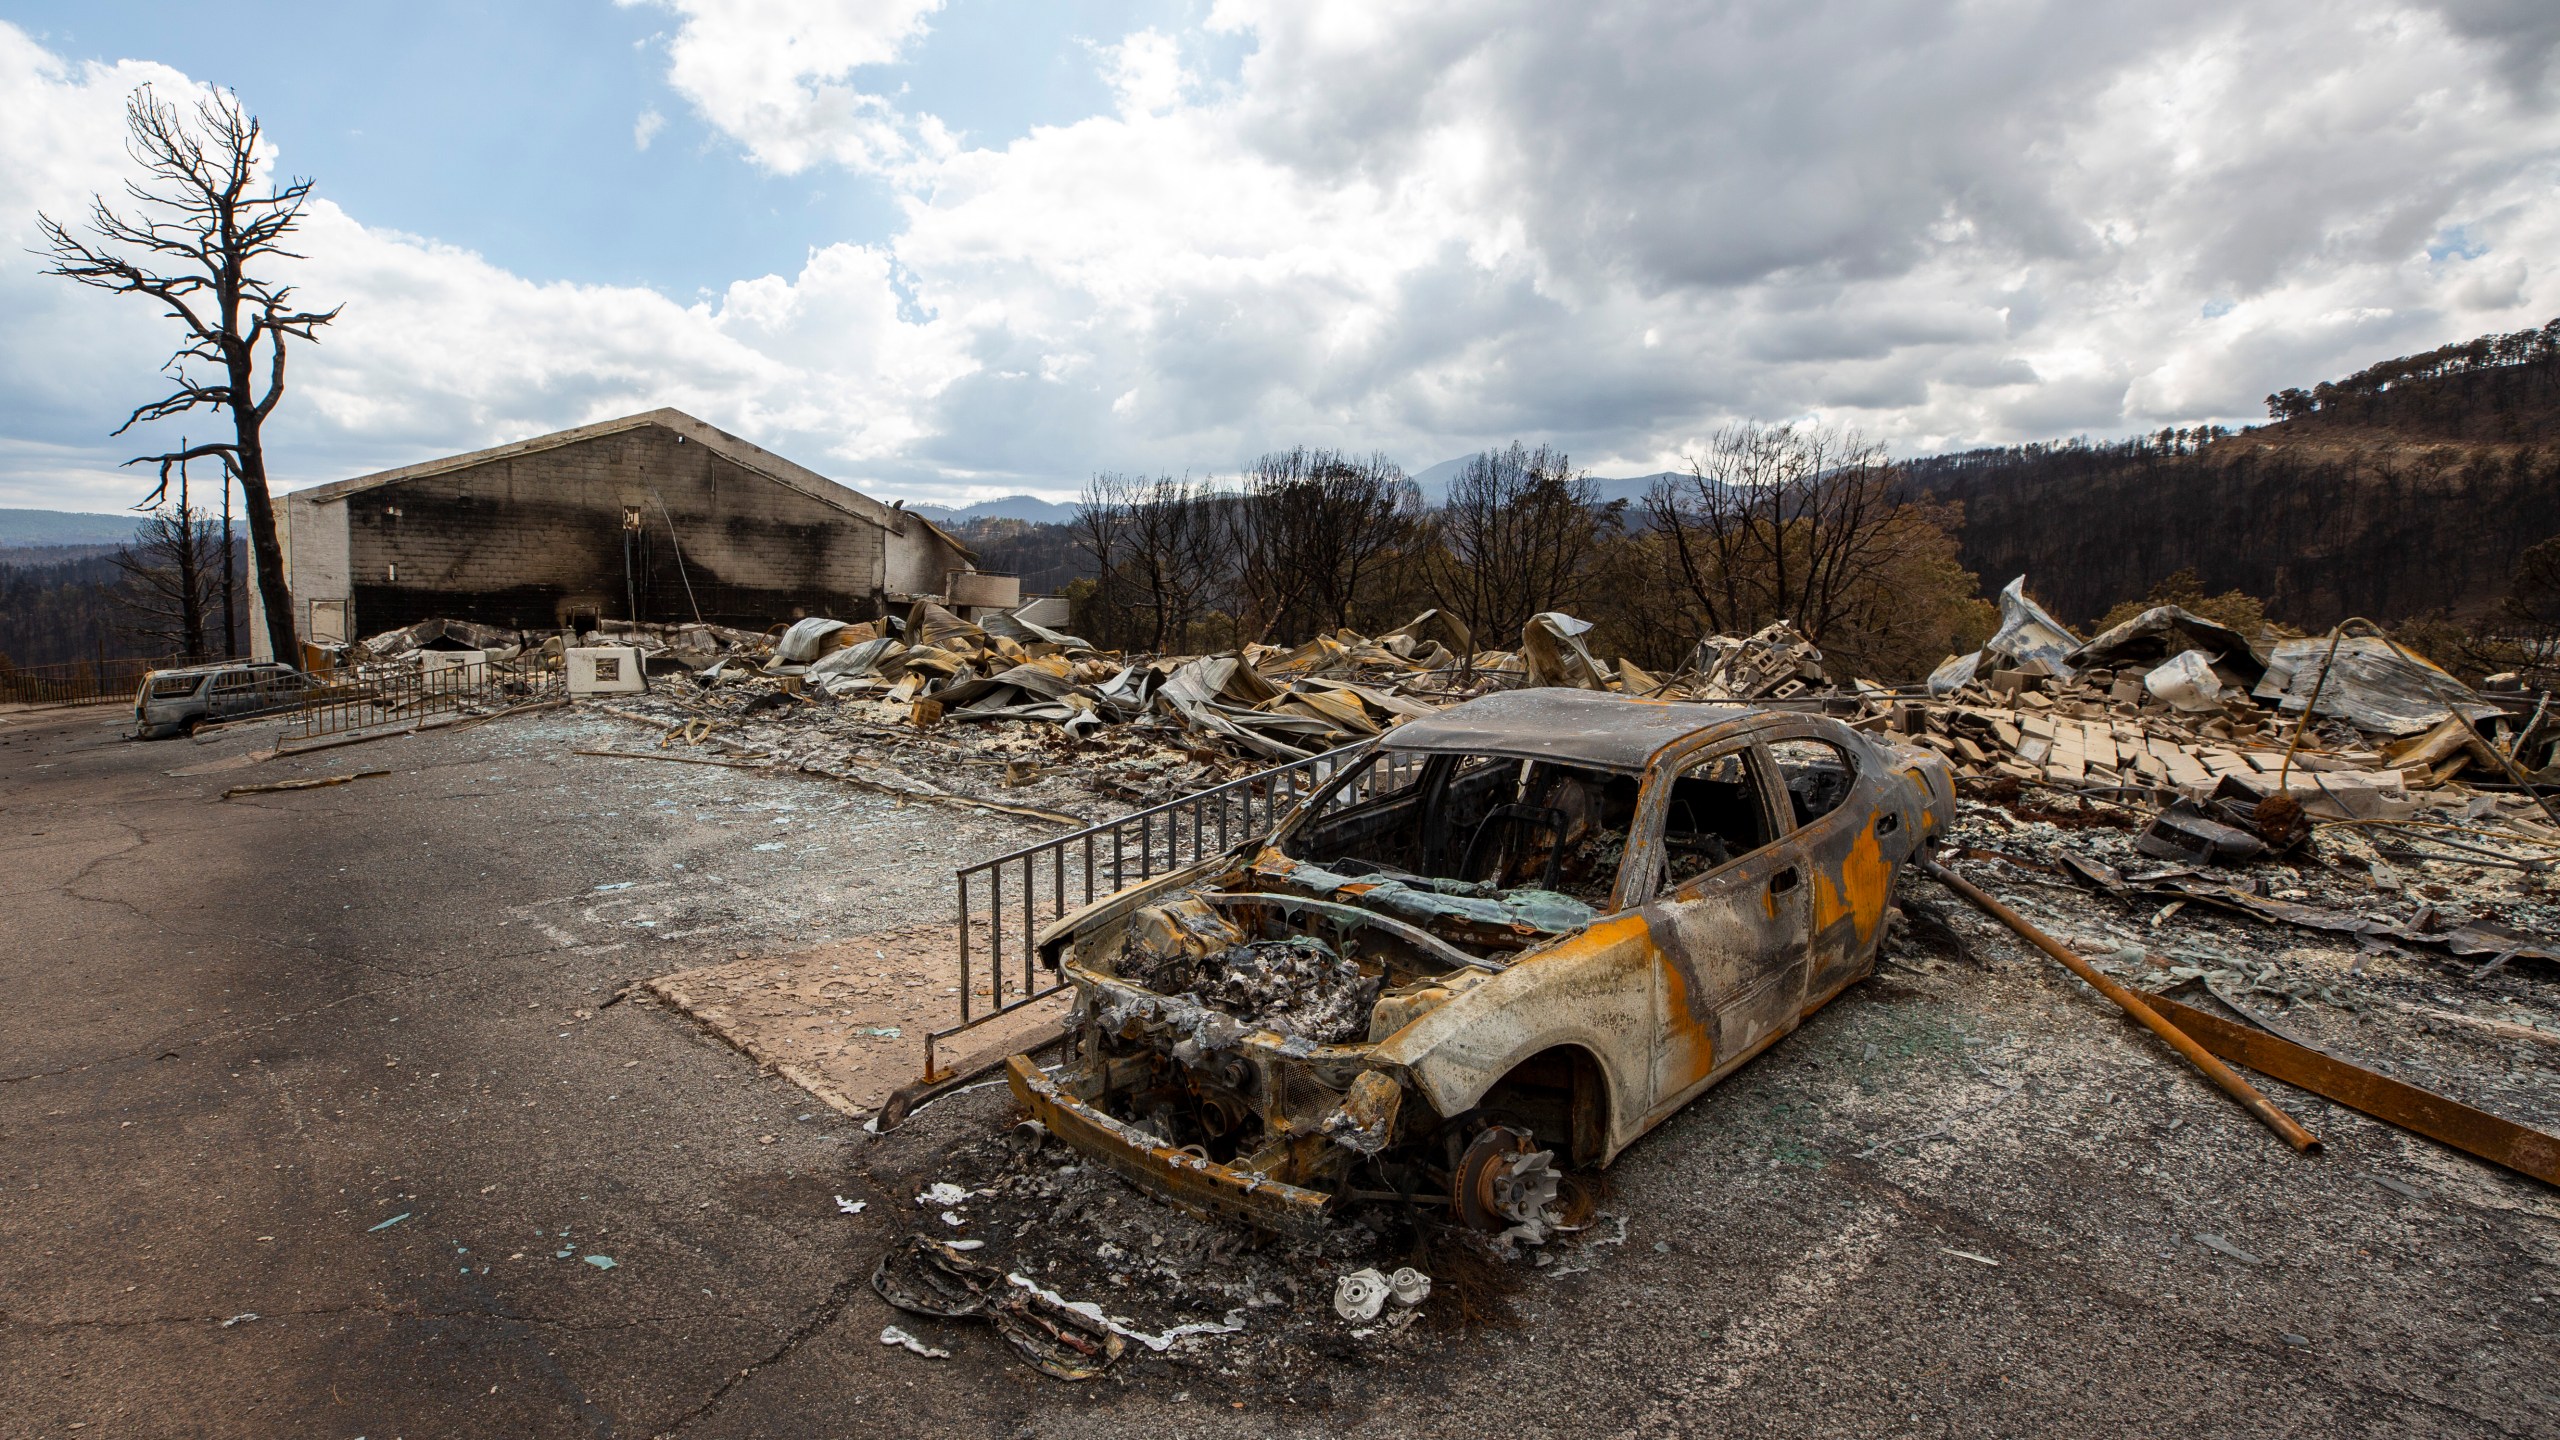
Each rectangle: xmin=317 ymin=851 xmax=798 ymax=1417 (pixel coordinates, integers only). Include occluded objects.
xmin=928 ymin=742 xmax=1424 ymax=1076
xmin=0 ymin=655 xmax=242 ymax=710
xmin=287 ymin=659 xmax=563 ymax=740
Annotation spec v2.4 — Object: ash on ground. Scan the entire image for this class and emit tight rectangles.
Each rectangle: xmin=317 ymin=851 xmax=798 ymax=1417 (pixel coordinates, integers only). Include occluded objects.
xmin=849 ymin=1082 xmax=1626 ymax=1396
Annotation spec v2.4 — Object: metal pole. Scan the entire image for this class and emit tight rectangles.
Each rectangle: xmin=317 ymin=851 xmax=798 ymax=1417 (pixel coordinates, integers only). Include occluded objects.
xmin=221 ymin=463 xmax=236 ymax=660
xmin=1021 ymin=853 xmax=1036 ymax=999
xmin=1923 ymin=856 xmax=2320 ymax=1153
xmin=956 ymin=870 xmax=972 ymax=1025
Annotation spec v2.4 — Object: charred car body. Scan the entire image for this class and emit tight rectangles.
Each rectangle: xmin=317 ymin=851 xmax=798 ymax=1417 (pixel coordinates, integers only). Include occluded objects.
xmin=1008 ymin=689 xmax=1955 ymax=1236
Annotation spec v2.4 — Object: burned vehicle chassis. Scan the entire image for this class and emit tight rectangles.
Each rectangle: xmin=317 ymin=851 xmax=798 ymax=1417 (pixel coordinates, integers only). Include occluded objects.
xmin=1010 ymin=690 xmax=1955 ymax=1236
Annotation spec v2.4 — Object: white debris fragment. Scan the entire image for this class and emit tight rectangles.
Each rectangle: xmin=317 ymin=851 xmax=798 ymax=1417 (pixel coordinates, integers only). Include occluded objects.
xmin=879 ymin=1325 xmax=949 ymax=1359
xmin=834 ymin=1195 xmax=866 ymax=1215
xmin=1004 ymin=1273 xmax=1244 ymax=1351
xmin=940 ymin=1210 xmax=968 ymax=1228
xmin=1334 ymin=1268 xmax=1390 ymax=1323
xmin=2195 ymin=1233 xmax=2265 ymax=1266
xmin=1387 ymin=1267 xmax=1432 ymax=1307
xmin=918 ymin=1182 xmax=970 ymax=1207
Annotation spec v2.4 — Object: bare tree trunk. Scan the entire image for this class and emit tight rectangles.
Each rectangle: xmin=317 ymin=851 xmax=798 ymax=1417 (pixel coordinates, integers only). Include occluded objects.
xmin=37 ymin=86 xmax=339 ymax=668
xmin=220 ymin=465 xmax=236 ymax=658
xmin=176 ymin=461 xmax=205 ymax=659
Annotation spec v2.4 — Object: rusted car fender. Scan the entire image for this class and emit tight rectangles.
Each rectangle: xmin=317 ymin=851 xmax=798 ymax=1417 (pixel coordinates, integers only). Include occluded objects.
xmin=1366 ymin=913 xmax=1656 ymax=1158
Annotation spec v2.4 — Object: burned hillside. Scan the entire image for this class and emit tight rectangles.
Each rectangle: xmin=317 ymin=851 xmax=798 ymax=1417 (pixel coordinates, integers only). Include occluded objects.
xmin=1908 ymin=318 xmax=2560 ymax=629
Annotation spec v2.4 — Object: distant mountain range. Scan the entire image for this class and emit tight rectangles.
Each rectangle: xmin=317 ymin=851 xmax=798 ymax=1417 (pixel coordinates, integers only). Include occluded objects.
xmin=0 ymin=508 xmax=141 ymax=547
xmin=900 ymin=495 xmax=1082 ymax=526
xmin=1404 ymin=456 xmax=1683 ymax=508
xmin=899 ymin=462 xmax=1688 ymax=525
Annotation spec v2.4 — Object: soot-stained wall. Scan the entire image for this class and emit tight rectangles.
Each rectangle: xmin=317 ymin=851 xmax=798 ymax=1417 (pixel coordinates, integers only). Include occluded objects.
xmin=341 ymin=425 xmax=889 ymax=633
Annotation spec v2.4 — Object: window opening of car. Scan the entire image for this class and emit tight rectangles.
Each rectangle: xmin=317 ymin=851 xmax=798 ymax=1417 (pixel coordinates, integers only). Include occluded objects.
xmin=1285 ymin=750 xmax=1470 ymax=877
xmin=1768 ymin=738 xmax=1857 ymax=826
xmin=1658 ymin=748 xmax=1777 ymax=891
xmin=1286 ymin=750 xmax=1638 ymax=906
xmin=148 ymin=675 xmax=202 ymax=698
xmin=211 ymin=670 xmax=258 ymax=692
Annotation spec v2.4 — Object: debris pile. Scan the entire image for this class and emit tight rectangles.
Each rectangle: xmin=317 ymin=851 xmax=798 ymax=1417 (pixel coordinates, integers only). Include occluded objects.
xmin=859 ymin=1094 xmax=1617 ymax=1384
xmin=1912 ymin=759 xmax=2560 ymax=1179
xmin=1684 ymin=619 xmax=1830 ymax=700
xmin=1904 ymin=587 xmax=2543 ymax=831
xmin=347 ymin=573 xmax=2548 ymax=841
xmin=337 ymin=601 xmax=1786 ymax=817
xmin=1887 ymin=582 xmax=2560 ymax=1186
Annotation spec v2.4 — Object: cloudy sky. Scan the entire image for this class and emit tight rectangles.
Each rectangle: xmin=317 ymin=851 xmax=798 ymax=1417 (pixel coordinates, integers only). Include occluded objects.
xmin=1 ymin=1 xmax=2555 ymax=512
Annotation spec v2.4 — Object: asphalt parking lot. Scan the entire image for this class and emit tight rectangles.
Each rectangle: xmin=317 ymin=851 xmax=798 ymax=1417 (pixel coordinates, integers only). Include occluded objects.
xmin=3 ymin=701 xmax=2553 ymax=1438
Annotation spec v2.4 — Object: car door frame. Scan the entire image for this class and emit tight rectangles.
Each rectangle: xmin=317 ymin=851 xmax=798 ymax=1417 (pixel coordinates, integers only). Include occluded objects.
xmin=1757 ymin=717 xmax=1909 ymax=1010
xmin=1620 ymin=726 xmax=1812 ymax=1124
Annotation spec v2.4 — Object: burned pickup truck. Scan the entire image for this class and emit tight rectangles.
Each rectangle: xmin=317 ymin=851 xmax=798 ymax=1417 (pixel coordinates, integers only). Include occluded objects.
xmin=1007 ymin=689 xmax=1954 ymax=1236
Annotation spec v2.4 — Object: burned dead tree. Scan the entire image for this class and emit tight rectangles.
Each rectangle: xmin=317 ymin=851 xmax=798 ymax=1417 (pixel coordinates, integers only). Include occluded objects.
xmin=1231 ymin=448 xmax=1421 ymax=644
xmin=37 ymin=85 xmax=340 ymax=666
xmin=1425 ymin=444 xmax=1617 ymax=665
xmin=1642 ymin=423 xmax=1977 ymax=677
xmin=1073 ymin=474 xmax=1232 ymax=652
xmin=109 ymin=461 xmax=222 ymax=661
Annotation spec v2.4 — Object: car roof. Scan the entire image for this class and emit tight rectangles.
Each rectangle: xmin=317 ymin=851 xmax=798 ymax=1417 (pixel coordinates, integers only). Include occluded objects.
xmin=1384 ymin=688 xmax=1761 ymax=771
xmin=151 ymin=661 xmax=286 ymax=677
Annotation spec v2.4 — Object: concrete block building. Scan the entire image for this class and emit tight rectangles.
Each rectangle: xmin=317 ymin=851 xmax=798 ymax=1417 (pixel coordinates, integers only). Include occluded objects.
xmin=252 ymin=409 xmax=975 ymax=655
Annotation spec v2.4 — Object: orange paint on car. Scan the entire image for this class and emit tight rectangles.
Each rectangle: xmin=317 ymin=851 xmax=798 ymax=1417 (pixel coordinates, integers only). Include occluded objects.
xmin=1813 ymin=822 xmax=1894 ymax=945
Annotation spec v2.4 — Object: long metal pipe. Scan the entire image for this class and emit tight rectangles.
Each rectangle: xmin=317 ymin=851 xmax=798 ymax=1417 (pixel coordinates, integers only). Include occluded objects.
xmin=2141 ymin=990 xmax=2559 ymax=1187
xmin=1921 ymin=856 xmax=2321 ymax=1153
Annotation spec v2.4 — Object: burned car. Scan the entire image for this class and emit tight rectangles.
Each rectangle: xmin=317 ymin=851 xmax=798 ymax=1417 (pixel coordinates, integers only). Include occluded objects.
xmin=132 ymin=661 xmax=324 ymax=738
xmin=1007 ymin=689 xmax=1955 ymax=1236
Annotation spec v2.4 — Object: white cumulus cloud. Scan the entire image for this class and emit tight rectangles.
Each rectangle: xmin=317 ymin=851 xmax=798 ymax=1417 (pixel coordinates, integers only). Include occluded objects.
xmin=624 ymin=0 xmax=952 ymax=175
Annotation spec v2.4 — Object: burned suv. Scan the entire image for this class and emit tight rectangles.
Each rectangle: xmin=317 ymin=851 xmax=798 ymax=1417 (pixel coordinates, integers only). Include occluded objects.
xmin=1010 ymin=688 xmax=1955 ymax=1236
xmin=132 ymin=661 xmax=321 ymax=738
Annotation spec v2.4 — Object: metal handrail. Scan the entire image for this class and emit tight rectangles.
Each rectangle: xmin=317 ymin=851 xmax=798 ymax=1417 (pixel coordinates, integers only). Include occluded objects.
xmin=928 ymin=741 xmax=1423 ymax=1077
xmin=287 ymin=658 xmax=563 ymax=739
xmin=0 ymin=654 xmax=243 ymax=710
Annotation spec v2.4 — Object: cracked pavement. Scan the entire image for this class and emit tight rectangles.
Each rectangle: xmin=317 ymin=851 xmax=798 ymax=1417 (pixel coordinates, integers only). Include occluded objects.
xmin=3 ymin=702 xmax=2555 ymax=1438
